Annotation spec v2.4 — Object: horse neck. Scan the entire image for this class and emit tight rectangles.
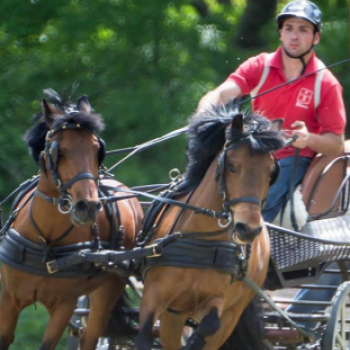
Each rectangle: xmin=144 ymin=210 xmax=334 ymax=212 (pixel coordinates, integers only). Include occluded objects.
xmin=192 ymin=159 xmax=222 ymax=208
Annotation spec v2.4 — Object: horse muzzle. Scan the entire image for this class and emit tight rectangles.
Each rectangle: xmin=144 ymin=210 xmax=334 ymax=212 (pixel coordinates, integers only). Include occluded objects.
xmin=232 ymin=222 xmax=262 ymax=245
xmin=71 ymin=199 xmax=102 ymax=226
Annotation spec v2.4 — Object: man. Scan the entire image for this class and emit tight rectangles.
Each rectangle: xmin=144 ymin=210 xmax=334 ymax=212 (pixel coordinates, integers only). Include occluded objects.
xmin=198 ymin=0 xmax=346 ymax=334
xmin=198 ymin=0 xmax=346 ymax=223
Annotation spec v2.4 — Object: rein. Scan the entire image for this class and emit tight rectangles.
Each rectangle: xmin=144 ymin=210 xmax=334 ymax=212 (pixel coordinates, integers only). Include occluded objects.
xmin=234 ymin=57 xmax=350 ymax=110
xmin=107 ymin=126 xmax=188 ymax=173
xmin=100 ymin=184 xmax=231 ymax=220
xmin=103 ymin=58 xmax=350 ymax=174
xmin=100 ymin=142 xmax=271 ymax=231
xmin=243 ymin=275 xmax=311 ymax=342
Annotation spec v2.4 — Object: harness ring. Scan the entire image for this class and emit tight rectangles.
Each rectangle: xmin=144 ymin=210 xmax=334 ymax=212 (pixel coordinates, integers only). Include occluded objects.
xmin=218 ymin=211 xmax=233 ymax=228
xmin=58 ymin=196 xmax=73 ymax=215
xmin=169 ymin=168 xmax=182 ymax=182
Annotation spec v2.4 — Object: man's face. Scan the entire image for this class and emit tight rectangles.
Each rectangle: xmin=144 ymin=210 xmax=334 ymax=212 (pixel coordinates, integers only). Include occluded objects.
xmin=279 ymin=17 xmax=320 ymax=57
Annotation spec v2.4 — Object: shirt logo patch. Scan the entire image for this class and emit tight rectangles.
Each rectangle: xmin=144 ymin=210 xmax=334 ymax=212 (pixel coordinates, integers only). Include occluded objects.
xmin=296 ymin=88 xmax=313 ymax=109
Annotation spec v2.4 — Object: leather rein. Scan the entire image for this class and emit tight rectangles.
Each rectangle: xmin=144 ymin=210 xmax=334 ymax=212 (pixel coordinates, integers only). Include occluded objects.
xmin=102 ymin=139 xmax=270 ymax=232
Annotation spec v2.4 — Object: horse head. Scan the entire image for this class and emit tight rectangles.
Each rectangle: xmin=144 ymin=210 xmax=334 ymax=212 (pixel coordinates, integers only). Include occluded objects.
xmin=185 ymin=106 xmax=286 ymax=245
xmin=24 ymin=90 xmax=106 ymax=226
xmin=217 ymin=112 xmax=284 ymax=244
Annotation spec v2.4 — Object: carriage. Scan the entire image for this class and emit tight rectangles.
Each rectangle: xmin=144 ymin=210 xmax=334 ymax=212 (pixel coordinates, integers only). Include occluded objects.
xmin=0 ymin=91 xmax=350 ymax=350
xmin=66 ymin=148 xmax=350 ymax=350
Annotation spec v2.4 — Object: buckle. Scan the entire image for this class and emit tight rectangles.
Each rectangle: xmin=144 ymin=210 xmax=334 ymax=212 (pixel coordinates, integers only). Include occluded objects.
xmin=149 ymin=244 xmax=162 ymax=258
xmin=46 ymin=260 xmax=59 ymax=274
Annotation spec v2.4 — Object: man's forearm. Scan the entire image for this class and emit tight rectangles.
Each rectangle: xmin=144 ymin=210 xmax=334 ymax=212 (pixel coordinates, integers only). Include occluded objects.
xmin=197 ymin=81 xmax=242 ymax=112
xmin=307 ymin=132 xmax=344 ymax=155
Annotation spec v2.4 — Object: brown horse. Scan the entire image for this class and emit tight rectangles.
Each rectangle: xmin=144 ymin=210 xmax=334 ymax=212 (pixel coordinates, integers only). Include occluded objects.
xmin=0 ymin=90 xmax=143 ymax=350
xmin=135 ymin=108 xmax=287 ymax=350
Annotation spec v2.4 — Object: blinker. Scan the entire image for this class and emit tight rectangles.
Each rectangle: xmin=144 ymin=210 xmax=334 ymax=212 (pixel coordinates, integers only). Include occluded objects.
xmin=49 ymin=140 xmax=59 ymax=166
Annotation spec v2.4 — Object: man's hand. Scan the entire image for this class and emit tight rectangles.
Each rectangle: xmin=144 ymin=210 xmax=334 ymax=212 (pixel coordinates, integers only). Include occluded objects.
xmin=290 ymin=121 xmax=344 ymax=155
xmin=291 ymin=121 xmax=309 ymax=149
xmin=197 ymin=80 xmax=241 ymax=113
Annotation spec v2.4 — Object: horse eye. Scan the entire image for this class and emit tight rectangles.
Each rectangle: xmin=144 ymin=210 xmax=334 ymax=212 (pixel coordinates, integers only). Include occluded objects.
xmin=227 ymin=163 xmax=236 ymax=173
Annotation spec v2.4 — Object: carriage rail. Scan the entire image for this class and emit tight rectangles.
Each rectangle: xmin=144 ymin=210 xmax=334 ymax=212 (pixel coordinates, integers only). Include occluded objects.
xmin=268 ymin=223 xmax=350 ymax=272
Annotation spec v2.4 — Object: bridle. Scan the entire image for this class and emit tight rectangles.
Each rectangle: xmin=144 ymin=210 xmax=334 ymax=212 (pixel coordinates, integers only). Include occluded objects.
xmin=24 ymin=120 xmax=107 ymax=261
xmin=37 ymin=120 xmax=106 ymax=213
xmin=215 ymin=139 xmax=279 ymax=228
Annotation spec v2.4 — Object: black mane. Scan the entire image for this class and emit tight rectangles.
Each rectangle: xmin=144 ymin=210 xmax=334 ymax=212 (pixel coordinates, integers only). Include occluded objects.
xmin=183 ymin=107 xmax=286 ymax=188
xmin=23 ymin=89 xmax=104 ymax=163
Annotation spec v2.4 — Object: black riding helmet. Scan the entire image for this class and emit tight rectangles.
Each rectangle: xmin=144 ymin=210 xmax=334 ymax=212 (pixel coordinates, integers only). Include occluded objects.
xmin=277 ymin=0 xmax=322 ymax=33
xmin=276 ymin=1 xmax=322 ymax=73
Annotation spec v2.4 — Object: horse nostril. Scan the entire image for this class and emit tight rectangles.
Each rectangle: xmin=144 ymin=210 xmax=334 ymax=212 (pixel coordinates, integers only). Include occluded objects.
xmin=234 ymin=222 xmax=262 ymax=242
xmin=96 ymin=201 xmax=103 ymax=212
xmin=75 ymin=200 xmax=89 ymax=212
xmin=235 ymin=222 xmax=250 ymax=235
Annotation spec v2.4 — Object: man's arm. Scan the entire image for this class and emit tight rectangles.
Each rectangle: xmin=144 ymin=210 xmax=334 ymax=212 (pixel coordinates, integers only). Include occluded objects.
xmin=291 ymin=121 xmax=344 ymax=155
xmin=197 ymin=80 xmax=242 ymax=112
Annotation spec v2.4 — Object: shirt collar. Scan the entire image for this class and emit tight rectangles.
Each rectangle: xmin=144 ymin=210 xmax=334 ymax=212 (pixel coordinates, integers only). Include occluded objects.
xmin=269 ymin=47 xmax=318 ymax=74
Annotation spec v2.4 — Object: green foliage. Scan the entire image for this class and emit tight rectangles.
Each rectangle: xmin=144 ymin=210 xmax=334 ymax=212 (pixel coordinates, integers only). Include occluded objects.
xmin=0 ymin=0 xmax=349 ymax=345
xmin=0 ymin=0 xmax=347 ymax=198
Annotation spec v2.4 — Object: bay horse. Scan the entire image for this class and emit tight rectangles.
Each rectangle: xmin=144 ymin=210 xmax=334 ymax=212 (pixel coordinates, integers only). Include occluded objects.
xmin=136 ymin=108 xmax=287 ymax=350
xmin=0 ymin=90 xmax=143 ymax=350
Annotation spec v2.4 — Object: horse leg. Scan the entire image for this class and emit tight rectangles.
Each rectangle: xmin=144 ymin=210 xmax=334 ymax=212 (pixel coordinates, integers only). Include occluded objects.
xmin=0 ymin=290 xmax=20 ymax=350
xmin=39 ymin=301 xmax=77 ymax=350
xmin=216 ymin=297 xmax=266 ymax=350
xmin=203 ymin=302 xmax=254 ymax=350
xmin=80 ymin=276 xmax=126 ymax=350
xmin=160 ymin=312 xmax=187 ymax=350
xmin=181 ymin=308 xmax=221 ymax=350
xmin=135 ymin=288 xmax=164 ymax=350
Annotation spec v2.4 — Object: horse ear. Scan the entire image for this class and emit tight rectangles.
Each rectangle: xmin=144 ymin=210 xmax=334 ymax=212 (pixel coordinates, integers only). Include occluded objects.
xmin=231 ymin=113 xmax=244 ymax=131
xmin=270 ymin=118 xmax=284 ymax=131
xmin=77 ymin=95 xmax=91 ymax=114
xmin=42 ymin=99 xmax=57 ymax=125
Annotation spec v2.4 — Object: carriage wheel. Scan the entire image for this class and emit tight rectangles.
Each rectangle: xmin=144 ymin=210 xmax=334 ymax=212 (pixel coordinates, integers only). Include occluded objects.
xmin=322 ymin=281 xmax=350 ymax=350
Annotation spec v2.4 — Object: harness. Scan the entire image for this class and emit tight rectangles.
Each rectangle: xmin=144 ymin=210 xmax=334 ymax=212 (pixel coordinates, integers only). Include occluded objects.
xmin=0 ymin=176 xmax=123 ymax=277
xmin=0 ymin=120 xmax=124 ymax=277
xmin=137 ymin=135 xmax=278 ymax=281
xmin=142 ymin=238 xmax=248 ymax=281
xmin=0 ymin=116 xmax=283 ymax=280
xmin=0 ymin=228 xmax=110 ymax=277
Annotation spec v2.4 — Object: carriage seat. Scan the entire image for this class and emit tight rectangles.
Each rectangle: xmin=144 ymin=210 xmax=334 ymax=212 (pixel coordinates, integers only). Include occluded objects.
xmin=301 ymin=140 xmax=350 ymax=221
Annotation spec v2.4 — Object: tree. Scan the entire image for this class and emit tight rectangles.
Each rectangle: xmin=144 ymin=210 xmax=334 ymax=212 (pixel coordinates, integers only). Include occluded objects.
xmin=236 ymin=0 xmax=278 ymax=48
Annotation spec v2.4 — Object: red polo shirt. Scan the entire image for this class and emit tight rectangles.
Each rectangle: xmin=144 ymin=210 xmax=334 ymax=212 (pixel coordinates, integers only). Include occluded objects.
xmin=228 ymin=47 xmax=346 ymax=159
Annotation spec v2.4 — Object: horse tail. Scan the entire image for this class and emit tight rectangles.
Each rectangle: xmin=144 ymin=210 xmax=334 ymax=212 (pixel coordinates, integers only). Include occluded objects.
xmin=219 ymin=296 xmax=267 ymax=350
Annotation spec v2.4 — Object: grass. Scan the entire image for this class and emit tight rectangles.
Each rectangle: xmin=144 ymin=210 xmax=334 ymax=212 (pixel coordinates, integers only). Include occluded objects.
xmin=10 ymin=303 xmax=69 ymax=350
xmin=8 ymin=282 xmax=142 ymax=350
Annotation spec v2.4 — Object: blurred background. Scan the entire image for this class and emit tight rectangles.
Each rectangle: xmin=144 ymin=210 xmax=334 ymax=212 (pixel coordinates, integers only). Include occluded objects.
xmin=0 ymin=0 xmax=348 ymax=348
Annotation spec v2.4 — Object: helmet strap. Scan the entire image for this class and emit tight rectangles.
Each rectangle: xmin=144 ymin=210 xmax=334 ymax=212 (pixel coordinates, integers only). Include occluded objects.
xmin=281 ymin=41 xmax=315 ymax=75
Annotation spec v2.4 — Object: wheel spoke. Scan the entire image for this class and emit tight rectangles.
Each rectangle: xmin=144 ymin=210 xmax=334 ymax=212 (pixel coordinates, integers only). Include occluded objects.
xmin=336 ymin=331 xmax=347 ymax=350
